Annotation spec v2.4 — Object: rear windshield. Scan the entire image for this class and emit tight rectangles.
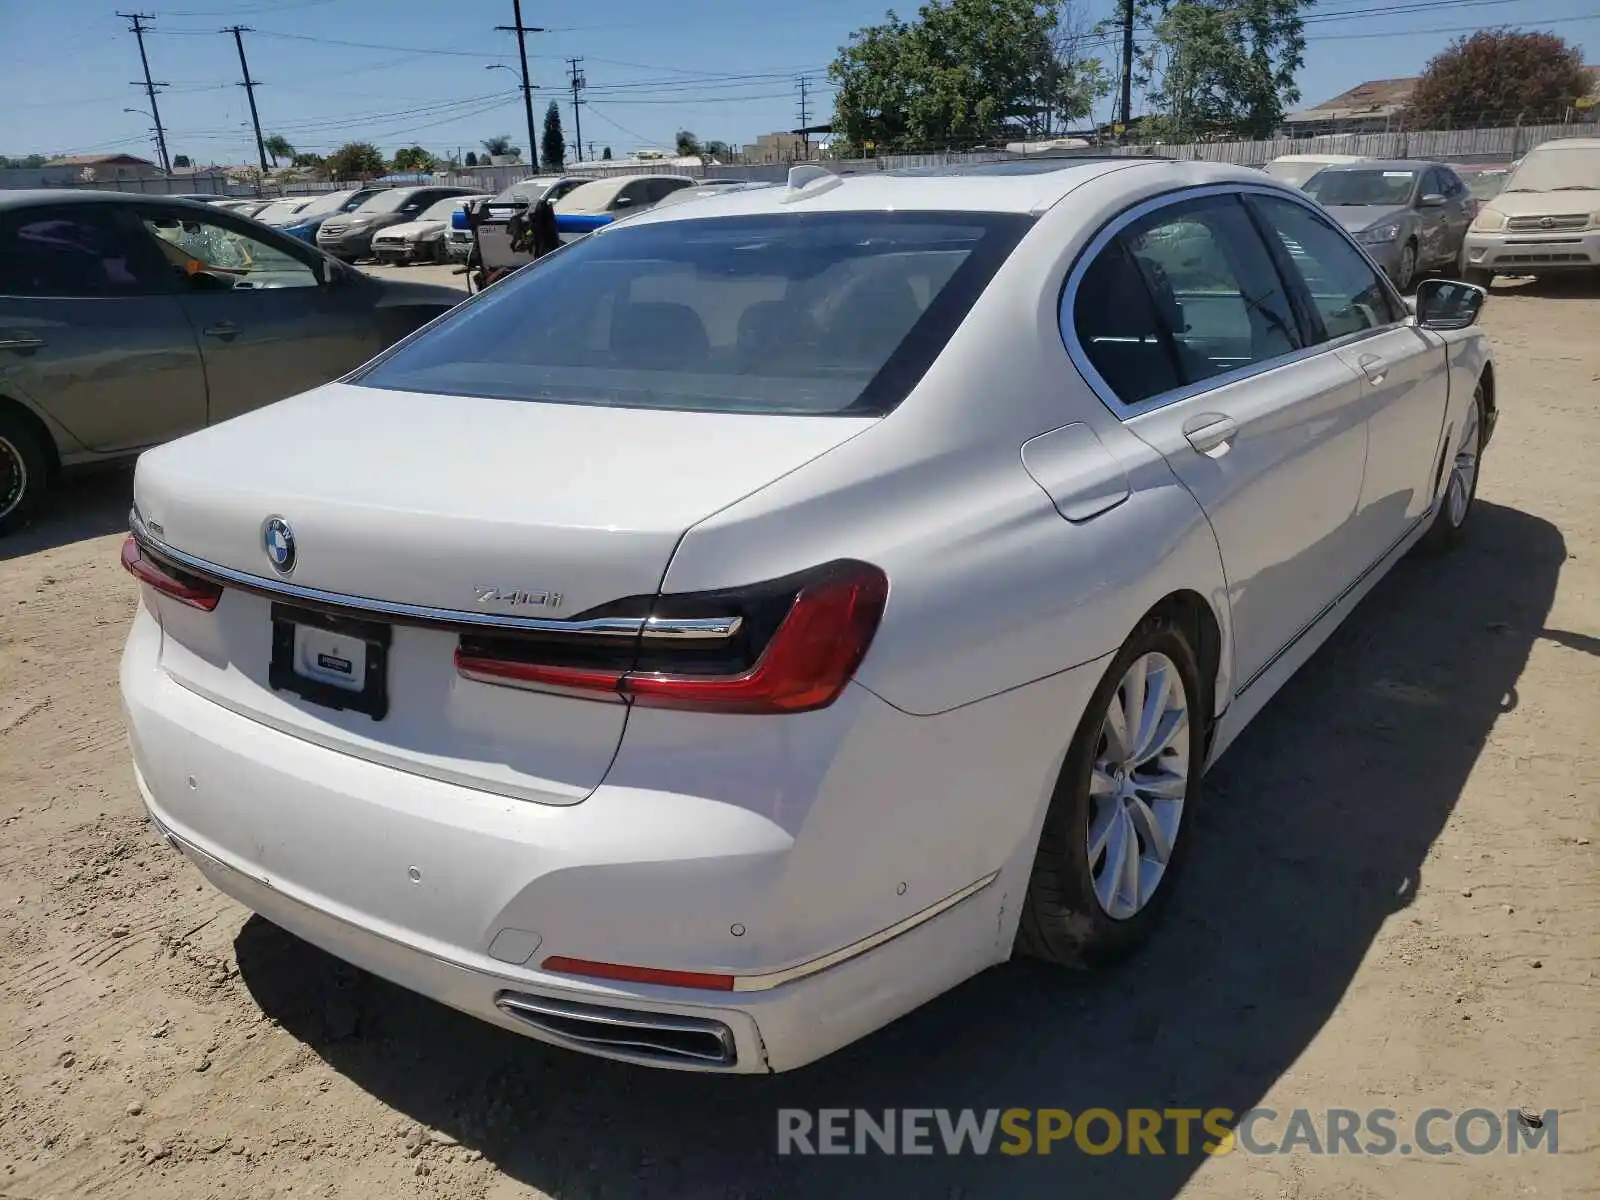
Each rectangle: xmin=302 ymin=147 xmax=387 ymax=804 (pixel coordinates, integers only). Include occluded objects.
xmin=356 ymin=212 xmax=1031 ymax=416
xmin=493 ymin=181 xmax=548 ymax=204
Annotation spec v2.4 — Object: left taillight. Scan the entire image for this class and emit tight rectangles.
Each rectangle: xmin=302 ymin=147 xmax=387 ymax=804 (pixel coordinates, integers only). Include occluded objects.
xmin=121 ymin=535 xmax=223 ymax=611
xmin=455 ymin=560 xmax=889 ymax=715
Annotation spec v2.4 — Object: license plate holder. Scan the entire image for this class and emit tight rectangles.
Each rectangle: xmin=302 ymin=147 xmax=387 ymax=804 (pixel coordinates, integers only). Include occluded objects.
xmin=268 ymin=602 xmax=391 ymax=720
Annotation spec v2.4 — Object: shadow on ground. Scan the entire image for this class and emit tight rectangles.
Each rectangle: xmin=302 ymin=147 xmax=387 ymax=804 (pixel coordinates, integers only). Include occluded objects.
xmin=1490 ymin=274 xmax=1600 ymax=301
xmin=235 ymin=500 xmax=1565 ymax=1199
xmin=0 ymin=465 xmax=132 ymax=561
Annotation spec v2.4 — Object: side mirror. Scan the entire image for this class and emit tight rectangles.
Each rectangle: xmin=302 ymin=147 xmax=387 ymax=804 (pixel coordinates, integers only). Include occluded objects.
xmin=1419 ymin=193 xmax=1447 ymax=207
xmin=1416 ymin=278 xmax=1486 ymax=330
xmin=610 ymin=196 xmax=634 ymax=209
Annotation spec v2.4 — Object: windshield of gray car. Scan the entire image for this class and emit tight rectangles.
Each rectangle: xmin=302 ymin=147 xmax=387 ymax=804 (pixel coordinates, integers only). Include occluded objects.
xmin=353 ymin=190 xmax=418 ymax=214
xmin=355 ymin=212 xmax=1033 ymax=417
xmin=1303 ymin=169 xmax=1418 ymax=206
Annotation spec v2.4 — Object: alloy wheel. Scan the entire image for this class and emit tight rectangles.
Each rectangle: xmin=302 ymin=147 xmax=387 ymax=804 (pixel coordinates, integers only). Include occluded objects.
xmin=0 ymin=435 xmax=26 ymax=521
xmin=1397 ymin=243 xmax=1417 ymax=292
xmin=1086 ymin=651 xmax=1192 ymax=920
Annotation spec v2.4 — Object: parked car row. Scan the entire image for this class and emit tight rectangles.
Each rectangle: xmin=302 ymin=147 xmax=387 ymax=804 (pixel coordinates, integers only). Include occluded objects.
xmin=1258 ymin=139 xmax=1600 ymax=290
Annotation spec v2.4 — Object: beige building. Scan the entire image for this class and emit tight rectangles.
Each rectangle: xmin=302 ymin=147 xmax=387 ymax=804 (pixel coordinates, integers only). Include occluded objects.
xmin=745 ymin=132 xmax=811 ymax=165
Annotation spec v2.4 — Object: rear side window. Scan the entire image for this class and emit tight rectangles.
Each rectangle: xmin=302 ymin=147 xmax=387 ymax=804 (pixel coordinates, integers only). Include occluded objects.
xmin=356 ymin=212 xmax=1032 ymax=416
xmin=1069 ymin=194 xmax=1299 ymax=406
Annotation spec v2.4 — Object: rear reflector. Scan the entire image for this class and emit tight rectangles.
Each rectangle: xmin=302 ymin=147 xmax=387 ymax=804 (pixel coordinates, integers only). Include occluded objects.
xmin=541 ymin=956 xmax=735 ymax=991
xmin=121 ymin=535 xmax=223 ymax=611
xmin=456 ymin=560 xmax=888 ymax=715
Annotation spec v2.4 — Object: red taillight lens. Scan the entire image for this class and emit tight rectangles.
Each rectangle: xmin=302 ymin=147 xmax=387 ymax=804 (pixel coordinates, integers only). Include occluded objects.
xmin=120 ymin=536 xmax=223 ymax=611
xmin=455 ymin=560 xmax=889 ymax=715
xmin=541 ymin=955 xmax=735 ymax=991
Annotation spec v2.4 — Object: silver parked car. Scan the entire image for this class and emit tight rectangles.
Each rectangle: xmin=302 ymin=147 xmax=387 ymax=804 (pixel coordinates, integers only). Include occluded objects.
xmin=0 ymin=191 xmax=464 ymax=532
xmin=1300 ymin=160 xmax=1476 ymax=291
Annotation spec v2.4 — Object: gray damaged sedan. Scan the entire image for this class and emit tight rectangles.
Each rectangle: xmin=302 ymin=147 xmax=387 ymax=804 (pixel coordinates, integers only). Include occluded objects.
xmin=0 ymin=191 xmax=464 ymax=532
xmin=1301 ymin=160 xmax=1476 ymax=292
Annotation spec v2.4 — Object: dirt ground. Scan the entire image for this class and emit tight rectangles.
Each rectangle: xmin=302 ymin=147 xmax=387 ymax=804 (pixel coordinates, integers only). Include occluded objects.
xmin=1 ymin=278 xmax=1596 ymax=1200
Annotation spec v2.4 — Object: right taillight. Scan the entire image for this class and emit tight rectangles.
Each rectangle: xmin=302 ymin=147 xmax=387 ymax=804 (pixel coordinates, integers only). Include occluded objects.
xmin=121 ymin=535 xmax=223 ymax=611
xmin=455 ymin=560 xmax=888 ymax=715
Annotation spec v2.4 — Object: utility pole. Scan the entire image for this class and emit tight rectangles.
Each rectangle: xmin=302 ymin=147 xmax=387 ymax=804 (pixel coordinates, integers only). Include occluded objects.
xmin=223 ymin=26 xmax=270 ymax=173
xmin=495 ymin=0 xmax=543 ymax=171
xmin=1117 ymin=0 xmax=1135 ymax=134
xmin=566 ymin=57 xmax=585 ymax=162
xmin=796 ymin=75 xmax=811 ymax=161
xmin=119 ymin=12 xmax=171 ymax=173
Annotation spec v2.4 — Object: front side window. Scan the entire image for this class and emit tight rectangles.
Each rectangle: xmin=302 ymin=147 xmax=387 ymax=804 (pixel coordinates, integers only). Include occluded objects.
xmin=357 ymin=212 xmax=1031 ymax=416
xmin=1070 ymin=194 xmax=1300 ymax=407
xmin=139 ymin=210 xmax=319 ymax=290
xmin=1248 ymin=195 xmax=1403 ymax=340
xmin=0 ymin=207 xmax=167 ymax=297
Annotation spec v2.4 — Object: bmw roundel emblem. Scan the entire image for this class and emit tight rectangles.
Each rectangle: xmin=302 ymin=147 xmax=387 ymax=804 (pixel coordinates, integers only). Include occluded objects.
xmin=263 ymin=516 xmax=296 ymax=575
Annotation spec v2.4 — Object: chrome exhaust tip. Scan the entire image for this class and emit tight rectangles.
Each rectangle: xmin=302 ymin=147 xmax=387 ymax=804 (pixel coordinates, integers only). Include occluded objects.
xmin=495 ymin=992 xmax=737 ymax=1068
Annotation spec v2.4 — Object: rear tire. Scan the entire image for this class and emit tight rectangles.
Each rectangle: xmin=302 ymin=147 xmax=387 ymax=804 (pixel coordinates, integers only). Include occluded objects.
xmin=1419 ymin=384 xmax=1485 ymax=555
xmin=1394 ymin=241 xmax=1418 ymax=293
xmin=1016 ymin=613 xmax=1206 ymax=968
xmin=0 ymin=410 xmax=49 ymax=536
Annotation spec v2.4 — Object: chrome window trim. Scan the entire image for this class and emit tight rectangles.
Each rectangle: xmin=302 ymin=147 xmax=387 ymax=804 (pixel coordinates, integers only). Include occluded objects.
xmin=127 ymin=508 xmax=742 ymax=642
xmin=1059 ymin=182 xmax=1411 ymax=420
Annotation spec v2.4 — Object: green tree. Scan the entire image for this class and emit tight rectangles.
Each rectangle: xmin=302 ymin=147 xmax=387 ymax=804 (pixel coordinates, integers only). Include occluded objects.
xmin=263 ymin=134 xmax=295 ymax=166
xmin=481 ymin=135 xmax=519 ymax=160
xmin=172 ymin=154 xmax=192 ymax=168
xmin=1404 ymin=30 xmax=1589 ymax=129
xmin=703 ymin=139 xmax=732 ymax=160
xmin=675 ymin=129 xmax=702 ymax=156
xmin=601 ymin=145 xmax=613 ymax=160
xmin=829 ymin=0 xmax=1110 ymax=153
xmin=542 ymin=102 xmax=567 ymax=170
xmin=325 ymin=141 xmax=386 ymax=181
xmin=291 ymin=151 xmax=323 ymax=169
xmin=464 ymin=150 xmax=479 ymax=166
xmin=1138 ymin=0 xmax=1307 ymax=140
xmin=391 ymin=145 xmax=437 ymax=173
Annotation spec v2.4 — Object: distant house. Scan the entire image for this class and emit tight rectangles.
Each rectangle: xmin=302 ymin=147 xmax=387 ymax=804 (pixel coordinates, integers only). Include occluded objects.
xmin=40 ymin=153 xmax=162 ymax=182
xmin=1285 ymin=67 xmax=1600 ymax=136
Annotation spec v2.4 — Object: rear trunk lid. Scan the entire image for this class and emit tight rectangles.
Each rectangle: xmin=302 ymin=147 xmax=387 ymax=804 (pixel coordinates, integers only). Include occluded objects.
xmin=133 ymin=382 xmax=870 ymax=802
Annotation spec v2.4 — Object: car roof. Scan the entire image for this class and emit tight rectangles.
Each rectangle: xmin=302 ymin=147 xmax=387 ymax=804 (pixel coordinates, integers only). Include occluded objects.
xmin=613 ymin=157 xmax=1274 ymax=224
xmin=1526 ymin=136 xmax=1600 ymax=151
xmin=0 ymin=189 xmax=236 ymax=213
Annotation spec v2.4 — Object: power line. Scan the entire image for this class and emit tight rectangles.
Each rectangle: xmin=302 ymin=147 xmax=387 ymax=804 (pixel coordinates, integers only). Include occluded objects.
xmin=118 ymin=12 xmax=172 ymax=172
xmin=222 ymin=25 xmax=269 ymax=171
xmin=494 ymin=0 xmax=545 ymax=171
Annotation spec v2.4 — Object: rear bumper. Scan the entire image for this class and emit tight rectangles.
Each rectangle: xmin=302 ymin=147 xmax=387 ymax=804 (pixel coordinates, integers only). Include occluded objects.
xmin=1463 ymin=229 xmax=1600 ymax=272
xmin=121 ymin=601 xmax=1089 ymax=1071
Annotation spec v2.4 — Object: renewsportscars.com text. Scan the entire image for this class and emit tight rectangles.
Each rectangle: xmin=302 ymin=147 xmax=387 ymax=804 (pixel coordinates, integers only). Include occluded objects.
xmin=776 ymin=1107 xmax=1559 ymax=1157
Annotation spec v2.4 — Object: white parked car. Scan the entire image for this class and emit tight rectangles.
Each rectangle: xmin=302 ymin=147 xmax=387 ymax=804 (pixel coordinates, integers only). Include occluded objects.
xmin=371 ymin=194 xmax=490 ymax=264
xmin=1263 ymin=152 xmax=1367 ymax=188
xmin=120 ymin=159 xmax=1495 ymax=1074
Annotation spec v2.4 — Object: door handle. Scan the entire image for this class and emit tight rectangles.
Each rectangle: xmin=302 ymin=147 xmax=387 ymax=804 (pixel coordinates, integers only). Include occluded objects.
xmin=0 ymin=332 xmax=45 ymax=353
xmin=1183 ymin=413 xmax=1238 ymax=458
xmin=1357 ymin=353 xmax=1387 ymax=385
xmin=202 ymin=321 xmax=241 ymax=341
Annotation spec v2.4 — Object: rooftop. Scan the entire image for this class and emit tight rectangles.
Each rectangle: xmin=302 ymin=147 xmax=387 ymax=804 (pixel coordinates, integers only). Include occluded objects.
xmin=42 ymin=153 xmax=157 ymax=167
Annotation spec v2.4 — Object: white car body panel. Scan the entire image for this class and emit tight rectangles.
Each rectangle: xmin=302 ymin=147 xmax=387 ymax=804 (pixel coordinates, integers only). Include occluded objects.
xmin=120 ymin=157 xmax=1493 ymax=1072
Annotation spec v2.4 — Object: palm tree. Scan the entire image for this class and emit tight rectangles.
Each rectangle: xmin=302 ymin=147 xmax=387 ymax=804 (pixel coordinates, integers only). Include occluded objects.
xmin=481 ymin=135 xmax=518 ymax=160
xmin=263 ymin=134 xmax=295 ymax=167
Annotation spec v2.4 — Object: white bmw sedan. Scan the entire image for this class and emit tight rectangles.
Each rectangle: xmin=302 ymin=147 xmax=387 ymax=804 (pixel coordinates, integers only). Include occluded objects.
xmin=120 ymin=159 xmax=1495 ymax=1073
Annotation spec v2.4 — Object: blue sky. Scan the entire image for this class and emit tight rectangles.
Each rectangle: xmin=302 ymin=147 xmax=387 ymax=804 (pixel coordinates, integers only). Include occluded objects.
xmin=3 ymin=0 xmax=1597 ymax=165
